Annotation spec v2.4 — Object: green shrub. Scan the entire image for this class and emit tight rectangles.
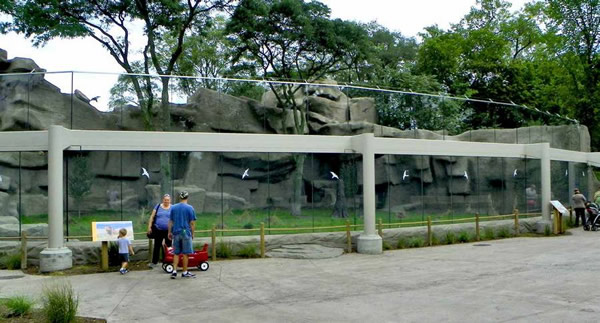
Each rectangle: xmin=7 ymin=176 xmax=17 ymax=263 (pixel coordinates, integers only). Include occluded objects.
xmin=565 ymin=217 xmax=574 ymax=228
xmin=237 ymin=244 xmax=258 ymax=258
xmin=483 ymin=227 xmax=495 ymax=240
xmin=216 ymin=241 xmax=233 ymax=259
xmin=0 ymin=253 xmax=21 ymax=270
xmin=445 ymin=231 xmax=456 ymax=245
xmin=497 ymin=227 xmax=511 ymax=239
xmin=242 ymin=223 xmax=254 ymax=229
xmin=544 ymin=225 xmax=552 ymax=236
xmin=431 ymin=233 xmax=440 ymax=246
xmin=409 ymin=237 xmax=425 ymax=248
xmin=42 ymin=281 xmax=78 ymax=323
xmin=458 ymin=231 xmax=470 ymax=243
xmin=397 ymin=238 xmax=407 ymax=249
xmin=382 ymin=241 xmax=392 ymax=250
xmin=2 ymin=295 xmax=34 ymax=318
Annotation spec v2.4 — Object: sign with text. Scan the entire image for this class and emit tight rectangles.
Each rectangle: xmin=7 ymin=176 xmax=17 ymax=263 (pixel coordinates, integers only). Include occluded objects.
xmin=550 ymin=200 xmax=568 ymax=215
xmin=92 ymin=221 xmax=134 ymax=242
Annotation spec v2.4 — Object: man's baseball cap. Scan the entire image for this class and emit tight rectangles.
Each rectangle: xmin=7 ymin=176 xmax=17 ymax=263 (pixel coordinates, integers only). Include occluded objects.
xmin=179 ymin=191 xmax=189 ymax=199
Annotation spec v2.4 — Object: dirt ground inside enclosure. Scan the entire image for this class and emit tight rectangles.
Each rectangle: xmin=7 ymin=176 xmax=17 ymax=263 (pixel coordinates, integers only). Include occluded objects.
xmin=1 ymin=228 xmax=599 ymax=322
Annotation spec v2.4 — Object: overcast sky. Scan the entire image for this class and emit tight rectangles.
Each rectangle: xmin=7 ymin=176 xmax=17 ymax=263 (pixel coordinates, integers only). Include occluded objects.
xmin=0 ymin=0 xmax=530 ymax=111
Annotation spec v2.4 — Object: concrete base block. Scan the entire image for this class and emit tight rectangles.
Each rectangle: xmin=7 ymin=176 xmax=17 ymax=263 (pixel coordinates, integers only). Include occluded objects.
xmin=535 ymin=220 xmax=553 ymax=234
xmin=357 ymin=234 xmax=382 ymax=254
xmin=40 ymin=247 xmax=73 ymax=272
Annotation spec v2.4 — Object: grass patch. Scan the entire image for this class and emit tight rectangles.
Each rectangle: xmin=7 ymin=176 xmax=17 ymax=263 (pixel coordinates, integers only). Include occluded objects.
xmin=236 ymin=244 xmax=258 ymax=258
xmin=445 ymin=231 xmax=457 ymax=245
xmin=544 ymin=225 xmax=552 ymax=236
xmin=0 ymin=253 xmax=21 ymax=270
xmin=457 ymin=231 xmax=470 ymax=243
xmin=408 ymin=237 xmax=425 ymax=248
xmin=382 ymin=241 xmax=393 ymax=250
xmin=431 ymin=233 xmax=440 ymax=246
xmin=397 ymin=238 xmax=407 ymax=249
xmin=2 ymin=296 xmax=34 ymax=318
xmin=42 ymin=281 xmax=79 ymax=323
xmin=483 ymin=227 xmax=495 ymax=240
xmin=497 ymin=227 xmax=511 ymax=239
xmin=216 ymin=241 xmax=233 ymax=259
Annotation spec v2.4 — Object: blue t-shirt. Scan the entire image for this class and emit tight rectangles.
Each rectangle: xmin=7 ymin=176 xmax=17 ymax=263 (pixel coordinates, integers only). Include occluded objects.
xmin=169 ymin=203 xmax=196 ymax=235
xmin=117 ymin=237 xmax=131 ymax=254
xmin=154 ymin=204 xmax=171 ymax=230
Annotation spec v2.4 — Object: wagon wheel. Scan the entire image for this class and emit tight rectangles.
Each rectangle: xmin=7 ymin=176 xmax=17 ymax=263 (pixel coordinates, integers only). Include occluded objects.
xmin=198 ymin=262 xmax=209 ymax=271
xmin=165 ymin=264 xmax=174 ymax=273
xmin=162 ymin=263 xmax=168 ymax=272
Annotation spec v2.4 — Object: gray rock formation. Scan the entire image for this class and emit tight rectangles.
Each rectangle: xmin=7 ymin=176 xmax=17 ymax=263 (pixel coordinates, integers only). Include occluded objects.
xmin=0 ymin=48 xmax=595 ymax=227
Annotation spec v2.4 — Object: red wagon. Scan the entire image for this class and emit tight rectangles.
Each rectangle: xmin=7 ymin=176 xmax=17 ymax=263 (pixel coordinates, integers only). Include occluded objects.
xmin=162 ymin=243 xmax=210 ymax=273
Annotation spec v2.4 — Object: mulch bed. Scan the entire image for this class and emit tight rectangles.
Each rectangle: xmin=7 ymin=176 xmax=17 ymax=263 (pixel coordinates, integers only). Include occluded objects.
xmin=23 ymin=261 xmax=151 ymax=276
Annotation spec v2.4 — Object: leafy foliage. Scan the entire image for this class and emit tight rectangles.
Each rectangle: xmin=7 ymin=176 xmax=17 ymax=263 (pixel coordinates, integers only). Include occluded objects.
xmin=2 ymin=296 xmax=34 ymax=318
xmin=42 ymin=281 xmax=79 ymax=323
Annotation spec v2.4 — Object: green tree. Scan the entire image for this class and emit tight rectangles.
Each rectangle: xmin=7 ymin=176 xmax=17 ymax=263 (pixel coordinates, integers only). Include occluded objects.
xmin=1 ymin=0 xmax=231 ymax=192
xmin=226 ymin=0 xmax=370 ymax=216
xmin=544 ymin=0 xmax=600 ymax=148
xmin=68 ymin=155 xmax=93 ymax=218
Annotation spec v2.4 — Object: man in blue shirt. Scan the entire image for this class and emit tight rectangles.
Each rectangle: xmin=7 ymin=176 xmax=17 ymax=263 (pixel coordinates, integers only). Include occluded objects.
xmin=168 ymin=191 xmax=197 ymax=279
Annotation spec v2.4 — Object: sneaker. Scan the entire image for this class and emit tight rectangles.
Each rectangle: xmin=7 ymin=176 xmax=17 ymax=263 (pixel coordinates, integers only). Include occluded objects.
xmin=148 ymin=263 xmax=156 ymax=269
xmin=171 ymin=272 xmax=177 ymax=279
xmin=182 ymin=272 xmax=196 ymax=278
xmin=120 ymin=269 xmax=127 ymax=275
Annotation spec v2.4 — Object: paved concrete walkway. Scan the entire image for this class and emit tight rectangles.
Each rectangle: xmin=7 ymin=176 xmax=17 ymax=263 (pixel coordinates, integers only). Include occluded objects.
xmin=1 ymin=229 xmax=599 ymax=322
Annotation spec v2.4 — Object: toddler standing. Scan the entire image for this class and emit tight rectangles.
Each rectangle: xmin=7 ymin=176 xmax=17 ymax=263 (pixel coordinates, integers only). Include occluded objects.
xmin=117 ymin=228 xmax=134 ymax=274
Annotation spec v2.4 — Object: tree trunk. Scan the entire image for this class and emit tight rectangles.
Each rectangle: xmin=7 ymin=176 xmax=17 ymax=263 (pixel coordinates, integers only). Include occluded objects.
xmin=332 ymin=179 xmax=349 ymax=218
xmin=159 ymin=78 xmax=172 ymax=196
xmin=290 ymin=154 xmax=306 ymax=217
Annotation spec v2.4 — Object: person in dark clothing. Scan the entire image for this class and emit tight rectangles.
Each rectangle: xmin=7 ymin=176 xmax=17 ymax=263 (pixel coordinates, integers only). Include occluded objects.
xmin=147 ymin=194 xmax=172 ymax=267
xmin=572 ymin=188 xmax=587 ymax=227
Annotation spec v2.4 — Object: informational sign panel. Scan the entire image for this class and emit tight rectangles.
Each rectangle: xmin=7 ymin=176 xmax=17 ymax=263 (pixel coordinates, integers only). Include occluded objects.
xmin=92 ymin=221 xmax=134 ymax=241
xmin=550 ymin=200 xmax=568 ymax=215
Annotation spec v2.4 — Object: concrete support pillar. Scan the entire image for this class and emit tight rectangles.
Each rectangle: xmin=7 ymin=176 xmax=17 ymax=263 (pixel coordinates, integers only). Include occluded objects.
xmin=355 ymin=133 xmax=382 ymax=254
xmin=40 ymin=125 xmax=72 ymax=272
xmin=540 ymin=143 xmax=552 ymax=227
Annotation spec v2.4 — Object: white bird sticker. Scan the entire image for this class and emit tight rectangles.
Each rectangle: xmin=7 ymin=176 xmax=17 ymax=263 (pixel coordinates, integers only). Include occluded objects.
xmin=242 ymin=168 xmax=249 ymax=179
xmin=330 ymin=171 xmax=339 ymax=180
xmin=513 ymin=169 xmax=518 ymax=177
xmin=0 ymin=175 xmax=2 ymax=183
xmin=402 ymin=170 xmax=409 ymax=180
xmin=565 ymin=169 xmax=568 ymax=176
xmin=583 ymin=171 xmax=586 ymax=177
xmin=463 ymin=171 xmax=469 ymax=180
xmin=141 ymin=167 xmax=150 ymax=179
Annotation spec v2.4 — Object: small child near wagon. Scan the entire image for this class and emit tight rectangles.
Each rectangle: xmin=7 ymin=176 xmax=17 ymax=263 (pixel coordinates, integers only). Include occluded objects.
xmin=117 ymin=228 xmax=135 ymax=274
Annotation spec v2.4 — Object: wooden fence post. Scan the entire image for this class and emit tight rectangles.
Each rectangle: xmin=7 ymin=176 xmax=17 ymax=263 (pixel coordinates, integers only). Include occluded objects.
xmin=211 ymin=225 xmax=216 ymax=261
xmin=345 ymin=220 xmax=352 ymax=253
xmin=378 ymin=218 xmax=383 ymax=237
xmin=513 ymin=209 xmax=519 ymax=237
xmin=427 ymin=216 xmax=432 ymax=246
xmin=475 ymin=213 xmax=480 ymax=241
xmin=20 ymin=231 xmax=27 ymax=270
xmin=553 ymin=209 xmax=559 ymax=235
xmin=569 ymin=206 xmax=573 ymax=224
xmin=101 ymin=241 xmax=109 ymax=271
xmin=260 ymin=222 xmax=265 ymax=258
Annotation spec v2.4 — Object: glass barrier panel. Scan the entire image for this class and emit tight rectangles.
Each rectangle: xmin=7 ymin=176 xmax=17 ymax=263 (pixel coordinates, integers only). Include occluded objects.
xmin=0 ymin=152 xmax=23 ymax=238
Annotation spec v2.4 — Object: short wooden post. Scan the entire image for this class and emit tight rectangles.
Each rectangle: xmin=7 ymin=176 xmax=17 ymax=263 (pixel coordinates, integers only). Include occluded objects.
xmin=20 ymin=231 xmax=27 ymax=270
xmin=513 ymin=209 xmax=519 ymax=236
xmin=147 ymin=238 xmax=153 ymax=263
xmin=378 ymin=218 xmax=383 ymax=237
xmin=475 ymin=213 xmax=480 ymax=241
xmin=569 ymin=206 xmax=573 ymax=224
xmin=345 ymin=220 xmax=352 ymax=253
xmin=101 ymin=241 xmax=109 ymax=271
xmin=559 ymin=211 xmax=564 ymax=234
xmin=211 ymin=225 xmax=216 ymax=261
xmin=553 ymin=209 xmax=559 ymax=235
xmin=427 ymin=216 xmax=432 ymax=246
xmin=260 ymin=222 xmax=265 ymax=258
